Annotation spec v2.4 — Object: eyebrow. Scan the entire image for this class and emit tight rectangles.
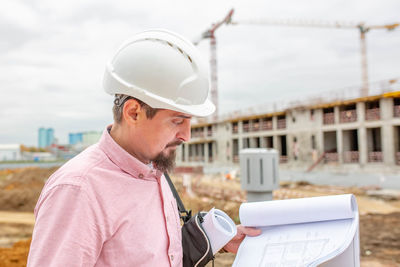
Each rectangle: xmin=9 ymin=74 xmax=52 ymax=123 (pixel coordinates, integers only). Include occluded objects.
xmin=174 ymin=114 xmax=192 ymax=119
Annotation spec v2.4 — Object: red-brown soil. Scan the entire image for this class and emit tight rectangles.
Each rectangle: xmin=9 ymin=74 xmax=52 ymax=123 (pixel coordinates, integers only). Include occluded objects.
xmin=0 ymin=168 xmax=399 ymax=266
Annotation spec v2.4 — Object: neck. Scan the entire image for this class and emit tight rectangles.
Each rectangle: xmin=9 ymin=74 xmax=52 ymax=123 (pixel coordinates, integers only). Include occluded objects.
xmin=109 ymin=123 xmax=150 ymax=164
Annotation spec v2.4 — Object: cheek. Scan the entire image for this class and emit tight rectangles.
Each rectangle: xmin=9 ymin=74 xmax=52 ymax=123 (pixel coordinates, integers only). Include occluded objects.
xmin=146 ymin=131 xmax=173 ymax=152
xmin=141 ymin=121 xmax=178 ymax=151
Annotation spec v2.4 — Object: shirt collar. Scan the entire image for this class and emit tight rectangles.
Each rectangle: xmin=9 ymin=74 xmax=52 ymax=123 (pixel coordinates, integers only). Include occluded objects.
xmin=98 ymin=125 xmax=161 ymax=180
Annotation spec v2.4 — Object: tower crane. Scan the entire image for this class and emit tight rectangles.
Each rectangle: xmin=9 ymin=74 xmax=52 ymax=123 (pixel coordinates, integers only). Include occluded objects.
xmin=193 ymin=9 xmax=234 ymax=120
xmin=229 ymin=17 xmax=400 ymax=97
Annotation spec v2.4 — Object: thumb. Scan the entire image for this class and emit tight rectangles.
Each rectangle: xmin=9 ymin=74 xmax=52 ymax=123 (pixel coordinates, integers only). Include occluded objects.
xmin=239 ymin=226 xmax=262 ymax=237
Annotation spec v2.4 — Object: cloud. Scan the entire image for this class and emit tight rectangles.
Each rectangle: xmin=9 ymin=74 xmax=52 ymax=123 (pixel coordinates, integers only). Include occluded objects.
xmin=1 ymin=0 xmax=400 ymax=145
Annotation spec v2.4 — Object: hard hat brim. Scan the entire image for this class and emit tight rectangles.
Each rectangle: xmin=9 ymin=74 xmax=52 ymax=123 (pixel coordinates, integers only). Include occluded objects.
xmin=103 ymin=68 xmax=216 ymax=117
xmin=146 ymin=96 xmax=216 ymax=117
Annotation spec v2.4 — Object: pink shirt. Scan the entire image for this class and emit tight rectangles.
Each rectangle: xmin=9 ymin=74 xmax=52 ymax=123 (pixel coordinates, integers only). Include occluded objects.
xmin=28 ymin=127 xmax=183 ymax=267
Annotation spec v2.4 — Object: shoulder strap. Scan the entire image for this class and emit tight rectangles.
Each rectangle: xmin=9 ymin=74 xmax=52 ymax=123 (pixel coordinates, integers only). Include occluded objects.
xmin=164 ymin=172 xmax=192 ymax=223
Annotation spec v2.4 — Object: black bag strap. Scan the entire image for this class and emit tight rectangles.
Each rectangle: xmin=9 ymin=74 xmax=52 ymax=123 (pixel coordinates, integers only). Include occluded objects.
xmin=164 ymin=172 xmax=192 ymax=223
xmin=165 ymin=172 xmax=215 ymax=267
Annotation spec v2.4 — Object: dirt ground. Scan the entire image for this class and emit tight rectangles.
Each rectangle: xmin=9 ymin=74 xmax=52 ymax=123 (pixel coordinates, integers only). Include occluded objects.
xmin=0 ymin=167 xmax=399 ymax=266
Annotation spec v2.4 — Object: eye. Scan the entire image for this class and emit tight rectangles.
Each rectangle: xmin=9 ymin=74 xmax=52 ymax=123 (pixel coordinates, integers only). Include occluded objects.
xmin=172 ymin=118 xmax=184 ymax=125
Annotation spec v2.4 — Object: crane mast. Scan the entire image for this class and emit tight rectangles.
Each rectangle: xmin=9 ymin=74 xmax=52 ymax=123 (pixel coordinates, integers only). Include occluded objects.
xmin=194 ymin=9 xmax=234 ymax=120
xmin=359 ymin=24 xmax=369 ymax=97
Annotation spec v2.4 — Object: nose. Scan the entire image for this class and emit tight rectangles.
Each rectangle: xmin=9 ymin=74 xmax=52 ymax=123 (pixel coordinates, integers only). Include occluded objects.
xmin=176 ymin=119 xmax=191 ymax=142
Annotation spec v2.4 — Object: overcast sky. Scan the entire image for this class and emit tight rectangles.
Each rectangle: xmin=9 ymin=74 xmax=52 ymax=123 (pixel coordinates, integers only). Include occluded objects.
xmin=1 ymin=0 xmax=400 ymax=146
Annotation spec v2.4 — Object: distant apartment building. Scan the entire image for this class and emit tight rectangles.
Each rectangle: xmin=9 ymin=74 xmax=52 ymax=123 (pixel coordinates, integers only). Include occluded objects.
xmin=38 ymin=128 xmax=47 ymax=148
xmin=176 ymin=90 xmax=400 ymax=173
xmin=38 ymin=127 xmax=55 ymax=148
xmin=46 ymin=128 xmax=54 ymax=147
xmin=68 ymin=131 xmax=102 ymax=148
xmin=69 ymin=133 xmax=83 ymax=145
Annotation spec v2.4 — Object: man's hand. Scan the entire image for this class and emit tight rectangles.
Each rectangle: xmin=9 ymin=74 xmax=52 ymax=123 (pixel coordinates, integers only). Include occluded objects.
xmin=223 ymin=225 xmax=262 ymax=254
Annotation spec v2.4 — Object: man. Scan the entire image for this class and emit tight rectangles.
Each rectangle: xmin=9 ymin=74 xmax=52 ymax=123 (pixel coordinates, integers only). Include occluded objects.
xmin=28 ymin=29 xmax=260 ymax=266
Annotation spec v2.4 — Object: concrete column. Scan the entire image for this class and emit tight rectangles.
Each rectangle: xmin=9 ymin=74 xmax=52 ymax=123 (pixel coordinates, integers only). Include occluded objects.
xmin=260 ymin=136 xmax=266 ymax=148
xmin=213 ymin=141 xmax=217 ymax=160
xmin=216 ymin=138 xmax=222 ymax=164
xmin=357 ymin=102 xmax=365 ymax=122
xmin=204 ymin=142 xmax=209 ymax=163
xmin=381 ymin=98 xmax=394 ymax=165
xmin=382 ymin=125 xmax=395 ymax=165
xmin=273 ymin=135 xmax=279 ymax=151
xmin=334 ymin=106 xmax=340 ymax=124
xmin=317 ymin=130 xmax=324 ymax=160
xmin=356 ymin=101 xmax=367 ymax=165
xmin=238 ymin=121 xmax=243 ymax=134
xmin=179 ymin=144 xmax=184 ymax=162
xmin=272 ymin=116 xmax=277 ymax=130
xmin=185 ymin=144 xmax=190 ymax=162
xmin=176 ymin=146 xmax=182 ymax=162
xmin=358 ymin=127 xmax=367 ymax=165
xmin=316 ymin=109 xmax=323 ymax=127
xmin=381 ymin=98 xmax=393 ymax=120
xmin=249 ymin=137 xmax=256 ymax=148
xmin=337 ymin=129 xmax=343 ymax=164
xmin=250 ymin=136 xmax=259 ymax=148
xmin=287 ymin=134 xmax=294 ymax=161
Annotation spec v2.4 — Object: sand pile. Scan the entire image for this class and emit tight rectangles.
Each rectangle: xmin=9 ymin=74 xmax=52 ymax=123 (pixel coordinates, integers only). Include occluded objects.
xmin=0 ymin=239 xmax=31 ymax=267
xmin=0 ymin=167 xmax=58 ymax=212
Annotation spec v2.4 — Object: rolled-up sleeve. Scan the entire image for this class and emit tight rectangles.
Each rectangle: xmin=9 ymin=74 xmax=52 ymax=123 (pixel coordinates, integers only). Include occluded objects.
xmin=28 ymin=184 xmax=106 ymax=267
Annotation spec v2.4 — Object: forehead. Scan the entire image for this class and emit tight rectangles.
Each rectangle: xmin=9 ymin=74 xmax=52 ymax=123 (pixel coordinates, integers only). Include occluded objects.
xmin=159 ymin=109 xmax=192 ymax=119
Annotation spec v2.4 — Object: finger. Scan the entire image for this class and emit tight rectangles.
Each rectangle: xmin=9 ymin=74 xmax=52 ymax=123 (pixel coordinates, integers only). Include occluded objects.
xmin=239 ymin=226 xmax=262 ymax=236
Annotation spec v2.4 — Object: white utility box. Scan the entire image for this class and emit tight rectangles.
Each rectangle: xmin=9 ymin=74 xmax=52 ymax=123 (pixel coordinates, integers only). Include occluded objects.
xmin=239 ymin=148 xmax=279 ymax=202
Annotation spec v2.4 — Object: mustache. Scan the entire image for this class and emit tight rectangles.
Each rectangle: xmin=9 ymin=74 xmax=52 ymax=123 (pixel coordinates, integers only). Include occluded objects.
xmin=166 ymin=140 xmax=183 ymax=147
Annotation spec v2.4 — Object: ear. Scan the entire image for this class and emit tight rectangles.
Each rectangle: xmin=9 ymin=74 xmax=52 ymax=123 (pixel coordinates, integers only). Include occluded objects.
xmin=122 ymin=99 xmax=144 ymax=124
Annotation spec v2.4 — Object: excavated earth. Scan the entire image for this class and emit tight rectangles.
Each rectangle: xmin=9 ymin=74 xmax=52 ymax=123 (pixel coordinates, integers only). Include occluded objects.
xmin=0 ymin=167 xmax=399 ymax=267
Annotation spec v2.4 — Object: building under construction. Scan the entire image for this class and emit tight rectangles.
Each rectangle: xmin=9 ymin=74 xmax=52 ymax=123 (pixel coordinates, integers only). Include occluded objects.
xmin=175 ymin=84 xmax=400 ymax=173
xmin=180 ymin=10 xmax=400 ymax=174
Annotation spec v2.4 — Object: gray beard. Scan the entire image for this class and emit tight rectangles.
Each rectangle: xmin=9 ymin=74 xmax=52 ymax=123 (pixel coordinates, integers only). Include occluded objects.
xmin=153 ymin=149 xmax=177 ymax=173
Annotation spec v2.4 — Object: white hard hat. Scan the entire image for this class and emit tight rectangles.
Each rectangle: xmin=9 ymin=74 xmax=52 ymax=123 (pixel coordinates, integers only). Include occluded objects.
xmin=103 ymin=29 xmax=215 ymax=117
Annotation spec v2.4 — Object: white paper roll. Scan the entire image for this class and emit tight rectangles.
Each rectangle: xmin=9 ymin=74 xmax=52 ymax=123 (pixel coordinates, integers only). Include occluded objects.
xmin=239 ymin=194 xmax=357 ymax=227
xmin=202 ymin=208 xmax=237 ymax=255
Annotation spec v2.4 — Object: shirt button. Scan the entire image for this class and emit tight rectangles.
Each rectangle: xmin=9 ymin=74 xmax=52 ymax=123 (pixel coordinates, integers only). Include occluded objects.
xmin=170 ymin=255 xmax=174 ymax=261
xmin=138 ymin=173 xmax=144 ymax=178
